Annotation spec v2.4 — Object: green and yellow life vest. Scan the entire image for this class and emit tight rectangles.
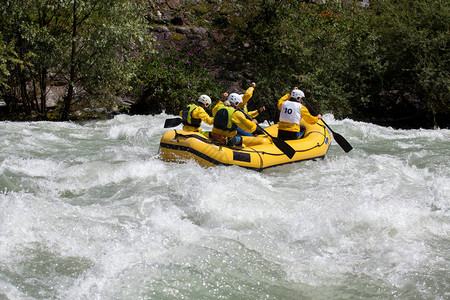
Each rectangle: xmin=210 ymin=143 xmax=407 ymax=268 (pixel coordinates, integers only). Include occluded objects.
xmin=213 ymin=105 xmax=237 ymax=132
xmin=181 ymin=104 xmax=201 ymax=128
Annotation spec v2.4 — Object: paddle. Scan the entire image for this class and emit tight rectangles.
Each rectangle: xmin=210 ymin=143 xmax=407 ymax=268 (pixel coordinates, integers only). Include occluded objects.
xmin=302 ymin=100 xmax=353 ymax=153
xmin=164 ymin=117 xmax=182 ymax=128
xmin=237 ymin=108 xmax=296 ymax=159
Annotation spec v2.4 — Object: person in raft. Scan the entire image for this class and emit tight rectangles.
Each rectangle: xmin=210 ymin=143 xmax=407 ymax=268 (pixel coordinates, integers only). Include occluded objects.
xmin=211 ymin=93 xmax=259 ymax=146
xmin=179 ymin=94 xmax=214 ymax=132
xmin=277 ymin=88 xmax=322 ymax=140
xmin=212 ymin=82 xmax=265 ymax=136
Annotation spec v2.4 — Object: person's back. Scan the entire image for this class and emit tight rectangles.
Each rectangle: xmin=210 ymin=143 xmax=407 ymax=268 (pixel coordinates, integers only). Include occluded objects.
xmin=179 ymin=95 xmax=213 ymax=132
xmin=211 ymin=93 xmax=257 ymax=146
xmin=277 ymin=88 xmax=321 ymax=140
xmin=212 ymin=103 xmax=237 ymax=144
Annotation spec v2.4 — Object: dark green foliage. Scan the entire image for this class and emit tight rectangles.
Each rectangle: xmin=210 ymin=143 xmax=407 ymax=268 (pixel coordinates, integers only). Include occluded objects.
xmin=214 ymin=1 xmax=367 ymax=118
xmin=0 ymin=0 xmax=448 ymax=127
xmin=214 ymin=0 xmax=449 ymax=128
xmin=134 ymin=35 xmax=226 ymax=115
xmin=0 ymin=0 xmax=149 ymax=120
xmin=368 ymin=0 xmax=450 ymax=127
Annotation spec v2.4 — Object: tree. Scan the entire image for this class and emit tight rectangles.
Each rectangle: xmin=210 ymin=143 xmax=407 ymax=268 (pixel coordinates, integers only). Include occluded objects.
xmin=0 ymin=32 xmax=21 ymax=89
xmin=369 ymin=0 xmax=450 ymax=127
xmin=56 ymin=0 xmax=150 ymax=120
xmin=214 ymin=0 xmax=449 ymax=128
xmin=0 ymin=0 xmax=150 ymax=120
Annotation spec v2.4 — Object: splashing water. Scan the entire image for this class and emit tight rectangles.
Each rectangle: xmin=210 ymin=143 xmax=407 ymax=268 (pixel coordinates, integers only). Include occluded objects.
xmin=0 ymin=114 xmax=448 ymax=299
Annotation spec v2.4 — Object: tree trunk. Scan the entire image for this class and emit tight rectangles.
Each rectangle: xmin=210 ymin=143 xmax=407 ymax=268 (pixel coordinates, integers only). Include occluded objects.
xmin=19 ymin=73 xmax=31 ymax=116
xmin=31 ymin=77 xmax=40 ymax=113
xmin=61 ymin=0 xmax=77 ymax=121
xmin=39 ymin=68 xmax=47 ymax=115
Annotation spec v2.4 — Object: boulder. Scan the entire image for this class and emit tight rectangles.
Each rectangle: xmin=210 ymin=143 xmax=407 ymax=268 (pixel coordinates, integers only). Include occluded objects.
xmin=46 ymin=86 xmax=66 ymax=107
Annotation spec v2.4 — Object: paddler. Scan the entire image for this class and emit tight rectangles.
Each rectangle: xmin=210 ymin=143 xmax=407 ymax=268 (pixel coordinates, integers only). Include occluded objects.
xmin=212 ymin=82 xmax=265 ymax=136
xmin=211 ymin=93 xmax=260 ymax=146
xmin=277 ymin=87 xmax=322 ymax=140
xmin=179 ymin=94 xmax=214 ymax=132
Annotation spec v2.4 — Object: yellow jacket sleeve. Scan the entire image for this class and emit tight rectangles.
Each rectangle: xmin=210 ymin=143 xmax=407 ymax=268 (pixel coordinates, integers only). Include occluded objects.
xmin=232 ymin=111 xmax=257 ymax=133
xmin=240 ymin=86 xmax=254 ymax=109
xmin=192 ymin=106 xmax=214 ymax=125
xmin=247 ymin=109 xmax=259 ymax=119
xmin=179 ymin=110 xmax=183 ymax=117
xmin=300 ymin=105 xmax=319 ymax=124
xmin=212 ymin=101 xmax=223 ymax=116
xmin=277 ymin=93 xmax=291 ymax=110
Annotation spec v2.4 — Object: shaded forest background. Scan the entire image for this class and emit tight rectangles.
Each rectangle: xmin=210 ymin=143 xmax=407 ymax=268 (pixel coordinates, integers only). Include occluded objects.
xmin=0 ymin=0 xmax=448 ymax=129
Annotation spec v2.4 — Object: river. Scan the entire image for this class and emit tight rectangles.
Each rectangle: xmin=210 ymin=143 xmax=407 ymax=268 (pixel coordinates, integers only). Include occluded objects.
xmin=0 ymin=114 xmax=448 ymax=299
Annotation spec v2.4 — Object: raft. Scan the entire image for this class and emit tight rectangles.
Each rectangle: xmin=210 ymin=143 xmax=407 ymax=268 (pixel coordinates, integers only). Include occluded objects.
xmin=159 ymin=120 xmax=331 ymax=171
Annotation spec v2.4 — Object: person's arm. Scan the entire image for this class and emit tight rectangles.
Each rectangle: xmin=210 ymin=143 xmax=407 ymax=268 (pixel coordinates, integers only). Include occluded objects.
xmin=247 ymin=109 xmax=259 ymax=119
xmin=300 ymin=105 xmax=320 ymax=124
xmin=277 ymin=93 xmax=291 ymax=110
xmin=247 ymin=106 xmax=265 ymax=119
xmin=193 ymin=106 xmax=214 ymax=125
xmin=232 ymin=111 xmax=257 ymax=133
xmin=240 ymin=82 xmax=256 ymax=109
xmin=212 ymin=101 xmax=223 ymax=116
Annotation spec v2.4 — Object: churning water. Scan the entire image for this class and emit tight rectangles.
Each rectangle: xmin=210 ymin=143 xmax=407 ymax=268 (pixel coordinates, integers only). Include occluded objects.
xmin=0 ymin=114 xmax=448 ymax=299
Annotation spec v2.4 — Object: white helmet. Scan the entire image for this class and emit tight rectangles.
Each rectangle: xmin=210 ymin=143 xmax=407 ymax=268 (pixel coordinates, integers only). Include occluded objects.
xmin=291 ymin=89 xmax=305 ymax=102
xmin=227 ymin=93 xmax=242 ymax=107
xmin=198 ymin=94 xmax=211 ymax=107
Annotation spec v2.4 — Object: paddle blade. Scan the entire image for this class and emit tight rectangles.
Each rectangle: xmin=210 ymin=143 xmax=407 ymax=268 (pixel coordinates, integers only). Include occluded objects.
xmin=321 ymin=119 xmax=353 ymax=153
xmin=272 ymin=137 xmax=296 ymax=159
xmin=164 ymin=117 xmax=183 ymax=128
xmin=332 ymin=132 xmax=353 ymax=153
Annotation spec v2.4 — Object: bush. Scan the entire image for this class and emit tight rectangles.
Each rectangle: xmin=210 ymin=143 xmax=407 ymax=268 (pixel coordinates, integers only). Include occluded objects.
xmin=213 ymin=0 xmax=449 ymax=127
xmin=135 ymin=35 xmax=226 ymax=115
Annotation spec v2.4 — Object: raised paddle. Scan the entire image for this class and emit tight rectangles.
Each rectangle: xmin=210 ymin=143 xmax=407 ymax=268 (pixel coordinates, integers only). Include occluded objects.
xmin=302 ymin=100 xmax=353 ymax=153
xmin=164 ymin=117 xmax=182 ymax=128
xmin=237 ymin=108 xmax=296 ymax=159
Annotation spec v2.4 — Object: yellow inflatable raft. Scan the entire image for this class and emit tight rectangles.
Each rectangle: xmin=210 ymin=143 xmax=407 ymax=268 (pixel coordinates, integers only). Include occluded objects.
xmin=159 ymin=120 xmax=331 ymax=171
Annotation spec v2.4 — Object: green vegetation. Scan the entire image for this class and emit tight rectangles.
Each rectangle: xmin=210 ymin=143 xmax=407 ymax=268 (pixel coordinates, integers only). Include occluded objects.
xmin=370 ymin=0 xmax=449 ymax=126
xmin=0 ymin=0 xmax=448 ymax=128
xmin=134 ymin=35 xmax=226 ymax=115
xmin=218 ymin=0 xmax=449 ymax=127
xmin=0 ymin=0 xmax=149 ymax=120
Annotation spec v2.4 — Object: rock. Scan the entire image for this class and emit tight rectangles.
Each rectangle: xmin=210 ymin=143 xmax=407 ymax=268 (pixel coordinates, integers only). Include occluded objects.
xmin=198 ymin=40 xmax=210 ymax=48
xmin=151 ymin=26 xmax=170 ymax=33
xmin=46 ymin=86 xmax=66 ymax=107
xmin=211 ymin=31 xmax=225 ymax=42
xmin=167 ymin=0 xmax=181 ymax=9
xmin=227 ymin=82 xmax=242 ymax=93
xmin=175 ymin=27 xmax=191 ymax=35
xmin=95 ymin=108 xmax=107 ymax=114
xmin=191 ymin=27 xmax=209 ymax=36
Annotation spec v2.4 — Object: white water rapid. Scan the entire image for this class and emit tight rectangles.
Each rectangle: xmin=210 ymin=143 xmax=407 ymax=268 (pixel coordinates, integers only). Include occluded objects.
xmin=0 ymin=114 xmax=448 ymax=299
